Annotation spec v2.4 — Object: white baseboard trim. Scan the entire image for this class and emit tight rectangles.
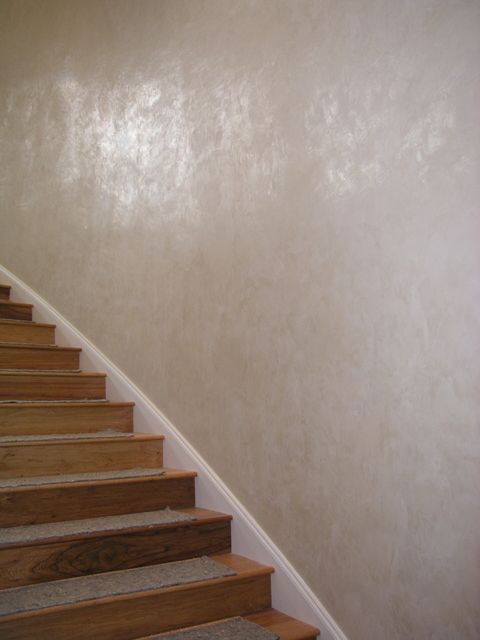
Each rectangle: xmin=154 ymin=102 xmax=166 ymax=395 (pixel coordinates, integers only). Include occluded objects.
xmin=0 ymin=263 xmax=347 ymax=640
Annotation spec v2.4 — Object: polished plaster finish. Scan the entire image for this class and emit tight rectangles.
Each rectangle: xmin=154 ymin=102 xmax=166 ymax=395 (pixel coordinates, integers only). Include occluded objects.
xmin=1 ymin=1 xmax=479 ymax=638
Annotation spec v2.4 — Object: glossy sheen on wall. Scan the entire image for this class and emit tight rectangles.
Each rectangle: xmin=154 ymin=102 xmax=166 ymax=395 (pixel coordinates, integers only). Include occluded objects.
xmin=1 ymin=1 xmax=479 ymax=638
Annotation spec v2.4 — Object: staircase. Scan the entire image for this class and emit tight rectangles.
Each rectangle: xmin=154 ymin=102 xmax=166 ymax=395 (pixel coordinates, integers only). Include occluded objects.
xmin=0 ymin=283 xmax=319 ymax=640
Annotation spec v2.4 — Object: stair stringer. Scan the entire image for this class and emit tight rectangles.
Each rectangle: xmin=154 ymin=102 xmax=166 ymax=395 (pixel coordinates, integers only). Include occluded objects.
xmin=0 ymin=262 xmax=347 ymax=640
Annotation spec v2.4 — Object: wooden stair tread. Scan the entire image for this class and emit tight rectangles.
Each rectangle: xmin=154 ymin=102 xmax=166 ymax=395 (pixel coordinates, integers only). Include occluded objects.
xmin=0 ymin=575 xmax=272 ymax=640
xmin=0 ymin=432 xmax=162 ymax=445
xmin=210 ymin=553 xmax=272 ymax=576
xmin=0 ymin=400 xmax=134 ymax=408
xmin=0 ymin=556 xmax=230 ymax=614
xmin=0 ymin=301 xmax=33 ymax=309
xmin=0 ymin=370 xmax=105 ymax=378
xmin=0 ymin=343 xmax=80 ymax=351
xmin=246 ymin=610 xmax=319 ymax=640
xmin=0 ymin=430 xmax=134 ymax=442
xmin=0 ymin=507 xmax=230 ymax=548
xmin=0 ymin=302 xmax=33 ymax=309
xmin=0 ymin=469 xmax=196 ymax=527
xmin=0 ymin=467 xmax=194 ymax=490
xmin=0 ymin=554 xmax=271 ymax=618
xmin=140 ymin=609 xmax=319 ymax=640
xmin=0 ymin=319 xmax=55 ymax=328
xmin=0 ymin=342 xmax=82 ymax=353
xmin=0 ymin=433 xmax=165 ymax=479
xmin=0 ymin=554 xmax=274 ymax=640
xmin=0 ymin=508 xmax=232 ymax=588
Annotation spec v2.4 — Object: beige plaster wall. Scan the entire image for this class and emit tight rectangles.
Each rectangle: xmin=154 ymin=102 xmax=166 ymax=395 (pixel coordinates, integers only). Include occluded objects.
xmin=1 ymin=1 xmax=479 ymax=638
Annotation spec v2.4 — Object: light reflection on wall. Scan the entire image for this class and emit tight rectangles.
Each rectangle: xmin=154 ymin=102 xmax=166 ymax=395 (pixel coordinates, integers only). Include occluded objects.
xmin=55 ymin=75 xmax=195 ymax=223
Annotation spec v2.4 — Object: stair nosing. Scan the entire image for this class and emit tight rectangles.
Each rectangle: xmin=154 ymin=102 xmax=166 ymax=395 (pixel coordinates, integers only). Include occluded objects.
xmin=0 ymin=399 xmax=109 ymax=405
xmin=0 ymin=400 xmax=135 ymax=407
xmin=0 ymin=370 xmax=106 ymax=377
xmin=0 ymin=468 xmax=197 ymax=493
xmin=0 ymin=433 xmax=164 ymax=446
xmin=0 ymin=369 xmax=81 ymax=373
xmin=0 ymin=319 xmax=55 ymax=328
xmin=0 ymin=343 xmax=81 ymax=351
xmin=0 ymin=301 xmax=33 ymax=309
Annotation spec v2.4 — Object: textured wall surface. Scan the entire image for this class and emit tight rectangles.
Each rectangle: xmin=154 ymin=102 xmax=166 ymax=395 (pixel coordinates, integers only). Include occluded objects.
xmin=1 ymin=1 xmax=479 ymax=638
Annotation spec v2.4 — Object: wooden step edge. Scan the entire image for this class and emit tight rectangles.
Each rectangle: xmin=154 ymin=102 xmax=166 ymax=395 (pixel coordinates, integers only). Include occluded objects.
xmin=0 ymin=343 xmax=59 ymax=349
xmin=0 ymin=370 xmax=106 ymax=378
xmin=245 ymin=609 xmax=320 ymax=640
xmin=0 ymin=344 xmax=81 ymax=352
xmin=0 ymin=508 xmax=232 ymax=550
xmin=0 ymin=468 xmax=197 ymax=494
xmin=180 ymin=507 xmax=233 ymax=521
xmin=0 ymin=367 xmax=82 ymax=374
xmin=0 ymin=433 xmax=165 ymax=447
xmin=0 ymin=553 xmax=273 ymax=623
xmin=210 ymin=552 xmax=274 ymax=578
xmin=0 ymin=319 xmax=55 ymax=329
xmin=0 ymin=301 xmax=33 ymax=310
xmin=0 ymin=400 xmax=134 ymax=409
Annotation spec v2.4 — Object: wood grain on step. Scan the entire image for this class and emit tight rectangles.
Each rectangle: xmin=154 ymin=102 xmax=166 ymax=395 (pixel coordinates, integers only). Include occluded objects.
xmin=0 ymin=344 xmax=81 ymax=370
xmin=0 ymin=434 xmax=164 ymax=478
xmin=0 ymin=554 xmax=272 ymax=640
xmin=0 ymin=509 xmax=232 ymax=588
xmin=0 ymin=371 xmax=106 ymax=400
xmin=0 ymin=320 xmax=55 ymax=345
xmin=0 ymin=401 xmax=134 ymax=435
xmin=0 ymin=301 xmax=33 ymax=321
xmin=0 ymin=285 xmax=11 ymax=300
xmin=0 ymin=469 xmax=196 ymax=527
xmin=245 ymin=609 xmax=320 ymax=640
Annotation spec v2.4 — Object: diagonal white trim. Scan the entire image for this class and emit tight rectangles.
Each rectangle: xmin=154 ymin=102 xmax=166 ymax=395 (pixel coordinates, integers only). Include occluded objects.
xmin=0 ymin=263 xmax=348 ymax=640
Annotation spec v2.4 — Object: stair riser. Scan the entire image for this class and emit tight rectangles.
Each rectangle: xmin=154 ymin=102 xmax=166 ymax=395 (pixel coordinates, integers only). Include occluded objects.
xmin=0 ymin=439 xmax=164 ymax=478
xmin=0 ymin=323 xmax=55 ymax=345
xmin=0 ymin=574 xmax=271 ymax=640
xmin=0 ymin=476 xmax=196 ymax=527
xmin=0 ymin=404 xmax=134 ymax=435
xmin=0 ymin=303 xmax=32 ymax=321
xmin=0 ymin=519 xmax=231 ymax=588
xmin=0 ymin=286 xmax=10 ymax=300
xmin=0 ymin=347 xmax=80 ymax=370
xmin=0 ymin=374 xmax=106 ymax=400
